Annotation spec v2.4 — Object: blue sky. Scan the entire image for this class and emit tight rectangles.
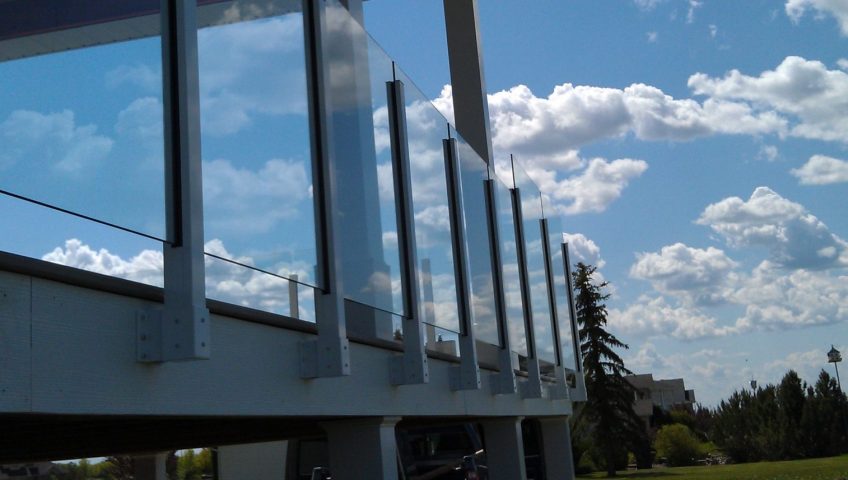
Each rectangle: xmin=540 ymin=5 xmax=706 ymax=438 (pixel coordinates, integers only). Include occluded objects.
xmin=1 ymin=0 xmax=846 ymax=407
xmin=362 ymin=0 xmax=848 ymax=405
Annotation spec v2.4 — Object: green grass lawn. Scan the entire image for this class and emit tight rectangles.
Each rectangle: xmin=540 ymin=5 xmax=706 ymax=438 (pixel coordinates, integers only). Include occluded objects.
xmin=577 ymin=454 xmax=848 ymax=480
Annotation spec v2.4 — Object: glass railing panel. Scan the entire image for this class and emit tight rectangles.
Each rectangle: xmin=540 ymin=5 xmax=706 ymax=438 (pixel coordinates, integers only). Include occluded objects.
xmin=323 ymin=0 xmax=404 ymax=332
xmin=492 ymin=170 xmax=528 ymax=359
xmin=204 ymin=252 xmax=316 ymax=322
xmin=394 ymin=66 xmax=461 ymax=338
xmin=424 ymin=322 xmax=460 ymax=358
xmin=199 ymin=2 xmax=319 ymax=317
xmin=546 ymin=215 xmax=579 ymax=372
xmin=511 ymin=158 xmax=557 ymax=366
xmin=0 ymin=3 xmax=166 ymax=241
xmin=452 ymin=130 xmax=499 ymax=347
xmin=0 ymin=195 xmax=165 ymax=288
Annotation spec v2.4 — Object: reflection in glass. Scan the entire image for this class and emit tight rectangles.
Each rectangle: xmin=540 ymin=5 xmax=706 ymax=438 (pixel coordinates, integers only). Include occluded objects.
xmin=323 ymin=1 xmax=404 ymax=324
xmin=492 ymin=171 xmax=528 ymax=358
xmin=199 ymin=2 xmax=318 ymax=315
xmin=394 ymin=66 xmax=461 ymax=337
xmin=454 ymin=133 xmax=499 ymax=346
xmin=424 ymin=322 xmax=460 ymax=358
xmin=204 ymin=254 xmax=316 ymax=323
xmin=0 ymin=2 xmax=165 ymax=240
xmin=547 ymin=216 xmax=578 ymax=371
xmin=512 ymin=158 xmax=557 ymax=366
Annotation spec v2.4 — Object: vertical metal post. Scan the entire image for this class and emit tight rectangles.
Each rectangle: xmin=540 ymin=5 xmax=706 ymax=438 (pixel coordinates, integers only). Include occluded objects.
xmin=299 ymin=0 xmax=351 ymax=378
xmin=541 ymin=218 xmax=569 ymax=400
xmin=139 ymin=0 xmax=210 ymax=363
xmin=563 ymin=243 xmax=587 ymax=401
xmin=444 ymin=136 xmax=481 ymax=391
xmin=386 ymin=77 xmax=429 ymax=386
xmin=485 ymin=178 xmax=517 ymax=395
xmin=511 ymin=180 xmax=543 ymax=398
xmin=289 ymin=274 xmax=300 ymax=319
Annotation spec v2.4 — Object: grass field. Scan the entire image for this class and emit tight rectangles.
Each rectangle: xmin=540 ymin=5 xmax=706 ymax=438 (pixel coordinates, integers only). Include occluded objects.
xmin=578 ymin=454 xmax=848 ymax=479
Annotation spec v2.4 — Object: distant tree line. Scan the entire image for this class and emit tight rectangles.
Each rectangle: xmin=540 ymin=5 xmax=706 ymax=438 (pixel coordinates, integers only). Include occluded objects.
xmin=710 ymin=369 xmax=848 ymax=462
xmin=46 ymin=449 xmax=213 ymax=480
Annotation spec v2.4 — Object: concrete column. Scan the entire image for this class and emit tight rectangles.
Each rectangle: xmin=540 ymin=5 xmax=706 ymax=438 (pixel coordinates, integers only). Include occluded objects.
xmin=481 ymin=417 xmax=527 ymax=480
xmin=132 ymin=453 xmax=167 ymax=480
xmin=217 ymin=441 xmax=287 ymax=480
xmin=538 ymin=416 xmax=576 ymax=480
xmin=443 ymin=0 xmax=494 ymax=164
xmin=322 ymin=417 xmax=401 ymax=480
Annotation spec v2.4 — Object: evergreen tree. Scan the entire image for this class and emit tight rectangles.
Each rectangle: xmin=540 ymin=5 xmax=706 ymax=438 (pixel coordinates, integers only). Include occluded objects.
xmin=572 ymin=262 xmax=647 ymax=476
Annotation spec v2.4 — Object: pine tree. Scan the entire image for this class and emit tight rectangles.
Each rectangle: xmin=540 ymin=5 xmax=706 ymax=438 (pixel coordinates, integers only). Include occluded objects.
xmin=572 ymin=262 xmax=647 ymax=476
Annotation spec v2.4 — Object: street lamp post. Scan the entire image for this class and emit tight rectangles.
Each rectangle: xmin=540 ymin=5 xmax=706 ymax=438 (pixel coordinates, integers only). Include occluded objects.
xmin=827 ymin=345 xmax=842 ymax=391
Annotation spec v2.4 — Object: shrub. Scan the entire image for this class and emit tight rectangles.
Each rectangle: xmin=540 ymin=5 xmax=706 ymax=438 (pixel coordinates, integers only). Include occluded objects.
xmin=655 ymin=424 xmax=701 ymax=467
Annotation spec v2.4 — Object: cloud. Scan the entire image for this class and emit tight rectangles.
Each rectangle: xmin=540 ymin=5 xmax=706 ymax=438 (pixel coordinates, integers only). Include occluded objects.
xmin=198 ymin=15 xmax=308 ymax=135
xmin=697 ymin=186 xmax=848 ymax=269
xmin=839 ymin=58 xmax=848 ymax=70
xmin=0 ymin=110 xmax=113 ymax=172
xmin=688 ymin=56 xmax=848 ymax=142
xmin=203 ymin=157 xmax=311 ymax=235
xmin=790 ymin=154 xmax=848 ymax=185
xmin=116 ymin=97 xmax=163 ymax=140
xmin=106 ymin=64 xmax=161 ymax=92
xmin=647 ymin=31 xmax=659 ymax=43
xmin=709 ymin=24 xmax=718 ymax=38
xmin=617 ymin=240 xmax=848 ymax=341
xmin=547 ymin=158 xmax=648 ymax=215
xmin=564 ymin=233 xmax=606 ymax=268
xmin=42 ymin=237 xmax=313 ymax=318
xmin=609 ymin=295 xmax=731 ymax=340
xmin=785 ymin=0 xmax=848 ymax=35
xmin=42 ymin=239 xmax=164 ymax=287
xmin=630 ymin=243 xmax=738 ymax=305
xmin=729 ymin=261 xmax=848 ymax=331
xmin=757 ymin=144 xmax=779 ymax=161
xmin=686 ymin=0 xmax=702 ymax=23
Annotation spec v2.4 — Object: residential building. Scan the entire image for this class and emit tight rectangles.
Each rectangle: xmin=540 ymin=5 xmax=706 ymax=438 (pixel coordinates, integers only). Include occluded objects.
xmin=627 ymin=374 xmax=696 ymax=427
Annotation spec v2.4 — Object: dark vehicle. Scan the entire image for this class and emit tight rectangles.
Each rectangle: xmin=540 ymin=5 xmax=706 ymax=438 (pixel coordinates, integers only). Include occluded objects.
xmin=287 ymin=421 xmax=546 ymax=480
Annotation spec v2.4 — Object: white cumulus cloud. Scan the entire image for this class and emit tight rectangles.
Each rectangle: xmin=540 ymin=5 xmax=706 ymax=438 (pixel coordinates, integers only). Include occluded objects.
xmin=697 ymin=187 xmax=848 ymax=269
xmin=0 ymin=110 xmax=113 ymax=172
xmin=785 ymin=0 xmax=848 ymax=35
xmin=688 ymin=56 xmax=848 ymax=143
xmin=790 ymin=154 xmax=848 ymax=185
xmin=631 ymin=243 xmax=738 ymax=305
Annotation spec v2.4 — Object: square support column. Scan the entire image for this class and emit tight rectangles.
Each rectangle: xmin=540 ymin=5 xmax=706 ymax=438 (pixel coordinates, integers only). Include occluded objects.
xmin=217 ymin=441 xmax=287 ymax=480
xmin=322 ymin=417 xmax=401 ymax=480
xmin=132 ymin=453 xmax=168 ymax=480
xmin=538 ymin=417 xmax=576 ymax=480
xmin=481 ymin=417 xmax=527 ymax=480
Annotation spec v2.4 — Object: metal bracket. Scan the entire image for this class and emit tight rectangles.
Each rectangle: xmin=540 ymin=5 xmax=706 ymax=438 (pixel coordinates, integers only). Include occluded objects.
xmin=299 ymin=336 xmax=351 ymax=379
xmin=390 ymin=348 xmax=429 ymax=385
xmin=136 ymin=306 xmax=210 ymax=363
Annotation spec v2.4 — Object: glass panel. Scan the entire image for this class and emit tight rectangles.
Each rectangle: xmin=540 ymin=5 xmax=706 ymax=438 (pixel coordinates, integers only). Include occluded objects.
xmin=0 ymin=2 xmax=165 ymax=240
xmin=453 ymin=131 xmax=499 ymax=346
xmin=425 ymin=322 xmax=460 ymax=358
xmin=547 ymin=215 xmax=579 ymax=372
xmin=199 ymin=2 xmax=319 ymax=318
xmin=394 ymin=66 xmax=461 ymax=336
xmin=512 ymin=158 xmax=557 ymax=367
xmin=323 ymin=0 xmax=404 ymax=322
xmin=204 ymin=253 xmax=316 ymax=322
xmin=492 ymin=169 xmax=528 ymax=359
xmin=0 ymin=195 xmax=165 ymax=288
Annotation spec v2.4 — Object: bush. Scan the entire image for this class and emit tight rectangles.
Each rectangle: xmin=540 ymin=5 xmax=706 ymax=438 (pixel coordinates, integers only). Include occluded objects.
xmin=655 ymin=424 xmax=702 ymax=466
